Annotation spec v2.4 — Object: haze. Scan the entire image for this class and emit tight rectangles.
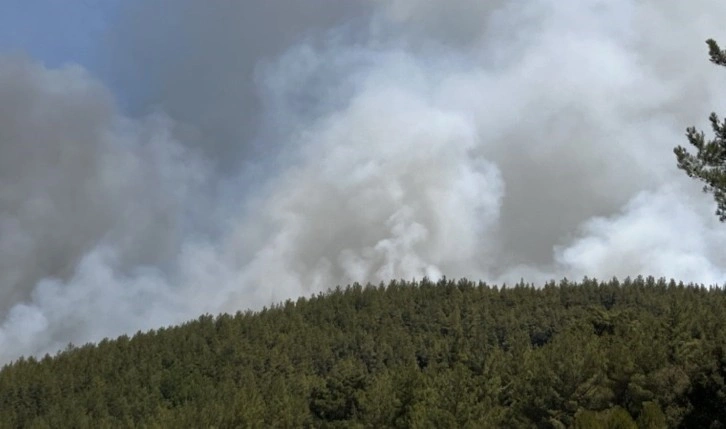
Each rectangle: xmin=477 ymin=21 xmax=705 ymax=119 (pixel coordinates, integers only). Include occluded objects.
xmin=0 ymin=0 xmax=724 ymax=363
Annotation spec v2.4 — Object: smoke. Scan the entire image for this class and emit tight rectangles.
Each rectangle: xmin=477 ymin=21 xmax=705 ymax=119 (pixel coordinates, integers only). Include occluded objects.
xmin=1 ymin=0 xmax=725 ymax=362
xmin=104 ymin=0 xmax=372 ymax=171
xmin=0 ymin=56 xmax=209 ymax=356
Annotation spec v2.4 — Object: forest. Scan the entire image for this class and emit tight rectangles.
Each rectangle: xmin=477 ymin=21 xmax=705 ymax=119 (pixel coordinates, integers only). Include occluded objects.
xmin=1 ymin=276 xmax=725 ymax=428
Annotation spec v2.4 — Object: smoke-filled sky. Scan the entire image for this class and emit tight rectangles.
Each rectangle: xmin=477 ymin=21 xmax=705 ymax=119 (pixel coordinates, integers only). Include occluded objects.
xmin=1 ymin=0 xmax=725 ymax=363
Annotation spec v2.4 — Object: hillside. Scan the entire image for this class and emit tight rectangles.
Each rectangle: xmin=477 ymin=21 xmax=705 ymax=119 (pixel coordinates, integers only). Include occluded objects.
xmin=1 ymin=277 xmax=725 ymax=428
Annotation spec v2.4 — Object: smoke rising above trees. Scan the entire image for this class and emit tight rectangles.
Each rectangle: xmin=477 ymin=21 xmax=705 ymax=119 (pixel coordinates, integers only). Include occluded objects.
xmin=0 ymin=0 xmax=725 ymax=362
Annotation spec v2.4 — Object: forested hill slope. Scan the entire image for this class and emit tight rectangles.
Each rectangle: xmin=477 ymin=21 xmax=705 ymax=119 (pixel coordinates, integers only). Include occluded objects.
xmin=1 ymin=277 xmax=725 ymax=428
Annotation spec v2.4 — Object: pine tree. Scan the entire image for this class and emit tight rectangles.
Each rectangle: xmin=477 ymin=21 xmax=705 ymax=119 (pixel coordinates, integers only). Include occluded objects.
xmin=674 ymin=39 xmax=726 ymax=221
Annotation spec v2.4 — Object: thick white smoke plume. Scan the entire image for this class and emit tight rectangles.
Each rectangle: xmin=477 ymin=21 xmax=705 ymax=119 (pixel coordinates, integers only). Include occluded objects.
xmin=1 ymin=0 xmax=726 ymax=362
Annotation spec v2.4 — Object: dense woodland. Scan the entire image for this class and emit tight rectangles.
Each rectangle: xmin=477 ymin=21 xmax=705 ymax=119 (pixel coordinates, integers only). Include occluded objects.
xmin=1 ymin=277 xmax=725 ymax=428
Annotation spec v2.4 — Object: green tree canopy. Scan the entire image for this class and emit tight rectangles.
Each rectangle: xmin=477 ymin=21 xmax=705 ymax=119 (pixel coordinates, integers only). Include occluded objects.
xmin=674 ymin=39 xmax=726 ymax=221
xmin=1 ymin=277 xmax=725 ymax=427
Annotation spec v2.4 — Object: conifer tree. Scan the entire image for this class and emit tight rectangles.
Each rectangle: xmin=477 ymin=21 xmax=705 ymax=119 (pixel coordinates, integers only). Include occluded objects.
xmin=675 ymin=39 xmax=726 ymax=220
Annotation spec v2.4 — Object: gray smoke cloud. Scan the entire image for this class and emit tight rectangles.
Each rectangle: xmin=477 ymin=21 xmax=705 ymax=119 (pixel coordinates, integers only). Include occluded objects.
xmin=105 ymin=0 xmax=372 ymax=171
xmin=1 ymin=0 xmax=726 ymax=362
xmin=0 ymin=56 xmax=209 ymax=356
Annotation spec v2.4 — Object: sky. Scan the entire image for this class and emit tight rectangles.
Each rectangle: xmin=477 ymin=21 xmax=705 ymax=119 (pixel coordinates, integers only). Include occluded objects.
xmin=0 ymin=1 xmax=117 ymax=68
xmin=1 ymin=0 xmax=725 ymax=363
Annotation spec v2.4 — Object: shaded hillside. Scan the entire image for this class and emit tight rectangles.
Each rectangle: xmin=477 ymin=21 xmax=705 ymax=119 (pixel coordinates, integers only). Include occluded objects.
xmin=1 ymin=277 xmax=725 ymax=428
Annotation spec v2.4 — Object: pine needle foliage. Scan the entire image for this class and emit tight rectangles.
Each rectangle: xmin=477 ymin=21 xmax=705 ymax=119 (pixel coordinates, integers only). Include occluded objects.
xmin=675 ymin=39 xmax=726 ymax=220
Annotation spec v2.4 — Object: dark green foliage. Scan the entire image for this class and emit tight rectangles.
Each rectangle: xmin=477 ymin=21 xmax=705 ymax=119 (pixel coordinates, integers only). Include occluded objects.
xmin=638 ymin=401 xmax=668 ymax=429
xmin=1 ymin=277 xmax=726 ymax=428
xmin=674 ymin=39 xmax=726 ymax=221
